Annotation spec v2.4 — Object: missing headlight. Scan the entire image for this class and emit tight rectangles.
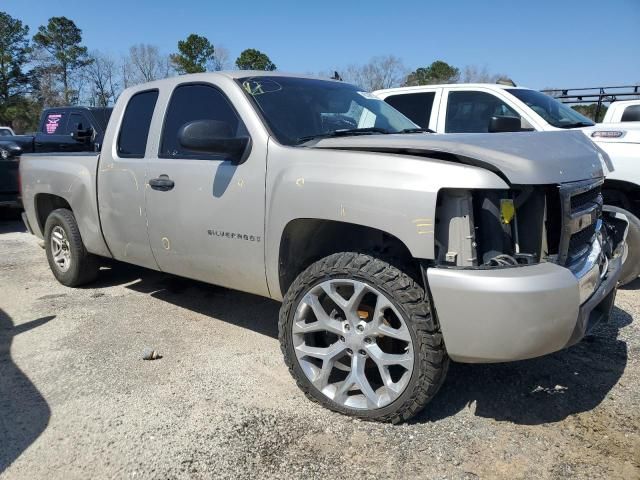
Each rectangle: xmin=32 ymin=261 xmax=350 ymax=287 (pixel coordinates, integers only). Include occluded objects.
xmin=435 ymin=187 xmax=547 ymax=268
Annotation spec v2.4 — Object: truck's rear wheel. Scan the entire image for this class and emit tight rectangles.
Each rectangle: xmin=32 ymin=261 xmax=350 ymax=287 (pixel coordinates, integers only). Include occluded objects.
xmin=44 ymin=208 xmax=99 ymax=287
xmin=607 ymin=205 xmax=640 ymax=286
xmin=279 ymin=252 xmax=448 ymax=423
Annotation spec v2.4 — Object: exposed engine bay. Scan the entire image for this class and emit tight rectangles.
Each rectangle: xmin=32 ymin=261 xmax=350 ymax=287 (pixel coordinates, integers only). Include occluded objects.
xmin=434 ymin=180 xmax=626 ymax=272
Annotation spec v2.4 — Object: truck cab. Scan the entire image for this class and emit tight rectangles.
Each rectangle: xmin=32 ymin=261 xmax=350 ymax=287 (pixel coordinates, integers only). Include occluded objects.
xmin=2 ymin=106 xmax=112 ymax=155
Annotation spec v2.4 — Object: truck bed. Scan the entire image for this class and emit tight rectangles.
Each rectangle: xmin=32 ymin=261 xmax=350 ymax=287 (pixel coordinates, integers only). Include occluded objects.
xmin=20 ymin=152 xmax=111 ymax=258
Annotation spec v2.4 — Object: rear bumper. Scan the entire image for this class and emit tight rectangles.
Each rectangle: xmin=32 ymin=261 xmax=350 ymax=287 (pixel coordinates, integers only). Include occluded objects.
xmin=428 ymin=223 xmax=626 ymax=363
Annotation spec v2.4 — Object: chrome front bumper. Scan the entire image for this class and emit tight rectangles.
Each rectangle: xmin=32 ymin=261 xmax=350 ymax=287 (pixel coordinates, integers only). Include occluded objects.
xmin=427 ymin=214 xmax=628 ymax=363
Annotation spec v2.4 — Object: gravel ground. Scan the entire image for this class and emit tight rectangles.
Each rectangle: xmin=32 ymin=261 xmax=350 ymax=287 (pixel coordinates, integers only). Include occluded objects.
xmin=1 ymin=217 xmax=639 ymax=479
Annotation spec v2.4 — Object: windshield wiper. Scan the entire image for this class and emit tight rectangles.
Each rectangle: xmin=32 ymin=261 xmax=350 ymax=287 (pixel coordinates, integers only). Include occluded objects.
xmin=296 ymin=127 xmax=389 ymax=144
xmin=398 ymin=127 xmax=435 ymax=134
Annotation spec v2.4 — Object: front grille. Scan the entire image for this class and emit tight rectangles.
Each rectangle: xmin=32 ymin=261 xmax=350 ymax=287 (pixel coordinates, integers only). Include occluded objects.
xmin=570 ymin=187 xmax=602 ymax=210
xmin=568 ymin=223 xmax=597 ymax=259
xmin=550 ymin=180 xmax=603 ymax=265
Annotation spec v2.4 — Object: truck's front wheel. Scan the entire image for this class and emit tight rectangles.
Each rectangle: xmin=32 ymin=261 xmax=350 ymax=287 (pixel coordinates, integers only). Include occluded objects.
xmin=44 ymin=208 xmax=99 ymax=287
xmin=279 ymin=252 xmax=448 ymax=423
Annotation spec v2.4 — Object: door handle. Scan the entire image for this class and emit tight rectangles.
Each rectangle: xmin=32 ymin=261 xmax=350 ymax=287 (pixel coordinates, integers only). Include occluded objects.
xmin=148 ymin=174 xmax=175 ymax=191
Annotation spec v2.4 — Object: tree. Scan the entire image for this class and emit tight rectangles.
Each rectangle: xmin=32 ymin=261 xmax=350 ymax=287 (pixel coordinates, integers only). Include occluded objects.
xmin=85 ymin=51 xmax=119 ymax=106
xmin=32 ymin=16 xmax=92 ymax=104
xmin=124 ymin=44 xmax=170 ymax=85
xmin=341 ymin=55 xmax=407 ymax=91
xmin=0 ymin=11 xmax=32 ymax=127
xmin=211 ymin=45 xmax=230 ymax=71
xmin=170 ymin=34 xmax=216 ymax=74
xmin=0 ymin=12 xmax=31 ymax=103
xmin=235 ymin=49 xmax=276 ymax=71
xmin=572 ymin=104 xmax=608 ymax=122
xmin=461 ymin=64 xmax=510 ymax=84
xmin=405 ymin=60 xmax=459 ymax=86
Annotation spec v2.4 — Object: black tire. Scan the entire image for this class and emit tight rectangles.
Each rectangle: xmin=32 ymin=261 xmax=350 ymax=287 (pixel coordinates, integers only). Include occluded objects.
xmin=279 ymin=252 xmax=448 ymax=423
xmin=607 ymin=205 xmax=640 ymax=286
xmin=44 ymin=208 xmax=99 ymax=287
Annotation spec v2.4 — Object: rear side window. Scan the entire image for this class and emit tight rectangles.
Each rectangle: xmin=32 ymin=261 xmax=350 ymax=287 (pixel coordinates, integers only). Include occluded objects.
xmin=384 ymin=92 xmax=435 ymax=129
xmin=160 ymin=84 xmax=245 ymax=159
xmin=117 ymin=90 xmax=159 ymax=158
xmin=621 ymin=105 xmax=640 ymax=122
xmin=41 ymin=112 xmax=67 ymax=135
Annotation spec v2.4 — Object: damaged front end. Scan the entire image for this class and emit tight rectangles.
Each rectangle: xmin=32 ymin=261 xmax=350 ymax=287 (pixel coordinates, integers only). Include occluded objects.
xmin=428 ymin=179 xmax=628 ymax=363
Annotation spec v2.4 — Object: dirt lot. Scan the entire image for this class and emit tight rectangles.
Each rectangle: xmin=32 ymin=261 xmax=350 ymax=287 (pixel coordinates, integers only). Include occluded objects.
xmin=1 ymin=217 xmax=639 ymax=479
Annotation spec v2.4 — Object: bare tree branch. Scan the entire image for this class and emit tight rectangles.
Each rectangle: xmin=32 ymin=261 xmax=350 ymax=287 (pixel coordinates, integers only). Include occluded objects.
xmin=340 ymin=55 xmax=407 ymax=91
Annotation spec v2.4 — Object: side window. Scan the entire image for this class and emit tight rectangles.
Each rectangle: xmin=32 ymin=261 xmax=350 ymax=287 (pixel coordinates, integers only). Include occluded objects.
xmin=621 ymin=105 xmax=640 ymax=122
xmin=160 ymin=84 xmax=246 ymax=159
xmin=445 ymin=91 xmax=522 ymax=133
xmin=117 ymin=90 xmax=159 ymax=158
xmin=41 ymin=112 xmax=67 ymax=135
xmin=384 ymin=92 xmax=435 ymax=129
xmin=67 ymin=113 xmax=91 ymax=134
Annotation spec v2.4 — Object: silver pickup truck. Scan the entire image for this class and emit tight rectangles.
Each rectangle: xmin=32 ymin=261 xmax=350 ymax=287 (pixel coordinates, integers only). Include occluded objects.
xmin=20 ymin=72 xmax=628 ymax=423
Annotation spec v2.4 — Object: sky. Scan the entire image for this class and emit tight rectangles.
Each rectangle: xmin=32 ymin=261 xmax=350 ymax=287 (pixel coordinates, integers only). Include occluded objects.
xmin=3 ymin=0 xmax=639 ymax=90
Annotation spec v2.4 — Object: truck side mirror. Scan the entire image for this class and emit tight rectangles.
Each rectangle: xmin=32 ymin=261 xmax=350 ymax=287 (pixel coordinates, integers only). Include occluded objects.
xmin=178 ymin=119 xmax=250 ymax=163
xmin=488 ymin=116 xmax=522 ymax=133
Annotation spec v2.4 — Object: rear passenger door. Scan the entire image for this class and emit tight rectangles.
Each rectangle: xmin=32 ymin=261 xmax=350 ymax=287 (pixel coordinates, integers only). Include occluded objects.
xmin=144 ymin=82 xmax=269 ymax=297
xmin=98 ymin=89 xmax=160 ymax=269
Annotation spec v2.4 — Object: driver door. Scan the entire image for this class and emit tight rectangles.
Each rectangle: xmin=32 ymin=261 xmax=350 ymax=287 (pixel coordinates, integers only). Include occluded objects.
xmin=144 ymin=82 xmax=269 ymax=297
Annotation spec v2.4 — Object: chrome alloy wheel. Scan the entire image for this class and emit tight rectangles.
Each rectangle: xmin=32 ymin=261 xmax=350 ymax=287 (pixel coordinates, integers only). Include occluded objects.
xmin=50 ymin=225 xmax=72 ymax=272
xmin=292 ymin=279 xmax=414 ymax=410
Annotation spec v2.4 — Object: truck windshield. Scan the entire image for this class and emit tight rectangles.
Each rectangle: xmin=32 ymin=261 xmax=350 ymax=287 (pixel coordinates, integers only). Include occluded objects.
xmin=507 ymin=89 xmax=595 ymax=128
xmin=238 ymin=76 xmax=418 ymax=145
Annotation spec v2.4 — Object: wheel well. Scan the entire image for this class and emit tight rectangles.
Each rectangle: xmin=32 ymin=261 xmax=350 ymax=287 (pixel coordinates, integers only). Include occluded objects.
xmin=34 ymin=194 xmax=71 ymax=233
xmin=278 ymin=219 xmax=420 ymax=295
xmin=602 ymin=179 xmax=640 ymax=217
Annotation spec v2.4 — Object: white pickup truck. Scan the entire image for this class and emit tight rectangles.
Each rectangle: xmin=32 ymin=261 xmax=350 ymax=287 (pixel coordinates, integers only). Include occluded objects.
xmin=602 ymin=100 xmax=640 ymax=123
xmin=375 ymin=83 xmax=640 ymax=284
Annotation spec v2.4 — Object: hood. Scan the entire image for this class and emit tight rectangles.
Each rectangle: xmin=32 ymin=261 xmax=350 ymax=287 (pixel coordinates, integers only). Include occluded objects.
xmin=311 ymin=130 xmax=607 ymax=185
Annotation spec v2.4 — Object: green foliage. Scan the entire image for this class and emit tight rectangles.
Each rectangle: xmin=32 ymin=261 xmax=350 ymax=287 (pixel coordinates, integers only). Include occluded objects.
xmin=0 ymin=11 xmax=34 ymax=130
xmin=572 ymin=104 xmax=608 ymax=122
xmin=235 ymin=49 xmax=276 ymax=71
xmin=405 ymin=60 xmax=460 ymax=86
xmin=170 ymin=34 xmax=216 ymax=74
xmin=0 ymin=97 xmax=40 ymax=132
xmin=0 ymin=11 xmax=31 ymax=103
xmin=33 ymin=16 xmax=92 ymax=104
